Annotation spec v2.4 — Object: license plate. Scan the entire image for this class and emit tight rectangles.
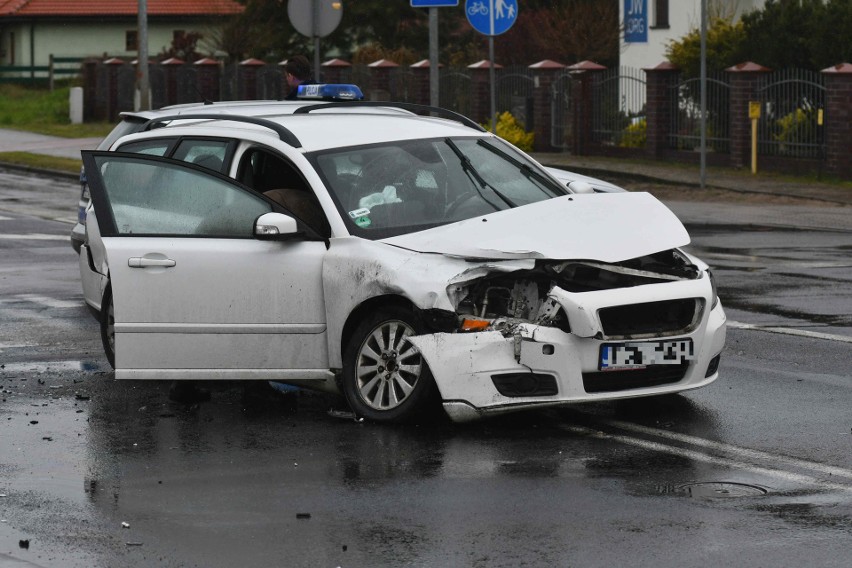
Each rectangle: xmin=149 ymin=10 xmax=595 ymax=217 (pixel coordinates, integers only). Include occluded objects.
xmin=599 ymin=339 xmax=694 ymax=371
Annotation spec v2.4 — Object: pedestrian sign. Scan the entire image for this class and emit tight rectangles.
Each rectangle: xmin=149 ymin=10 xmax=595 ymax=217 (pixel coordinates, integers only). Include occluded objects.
xmin=465 ymin=0 xmax=518 ymax=36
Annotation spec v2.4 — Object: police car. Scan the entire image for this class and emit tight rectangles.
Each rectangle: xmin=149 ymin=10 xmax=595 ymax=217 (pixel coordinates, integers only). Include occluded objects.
xmin=76 ymin=84 xmax=726 ymax=423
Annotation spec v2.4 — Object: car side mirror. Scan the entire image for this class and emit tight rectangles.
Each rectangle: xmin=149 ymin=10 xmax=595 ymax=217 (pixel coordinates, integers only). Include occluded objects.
xmin=255 ymin=212 xmax=299 ymax=239
xmin=567 ymin=180 xmax=595 ymax=194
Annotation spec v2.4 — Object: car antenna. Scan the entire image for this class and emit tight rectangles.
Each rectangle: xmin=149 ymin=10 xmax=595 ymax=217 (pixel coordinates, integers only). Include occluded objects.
xmin=193 ymin=85 xmax=214 ymax=105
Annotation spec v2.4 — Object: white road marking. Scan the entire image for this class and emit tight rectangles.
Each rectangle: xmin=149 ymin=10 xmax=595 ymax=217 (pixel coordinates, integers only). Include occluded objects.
xmin=604 ymin=418 xmax=852 ymax=481
xmin=0 ymin=215 xmax=12 ymax=221
xmin=0 ymin=233 xmax=67 ymax=241
xmin=561 ymin=423 xmax=852 ymax=493
xmin=728 ymin=320 xmax=852 ymax=344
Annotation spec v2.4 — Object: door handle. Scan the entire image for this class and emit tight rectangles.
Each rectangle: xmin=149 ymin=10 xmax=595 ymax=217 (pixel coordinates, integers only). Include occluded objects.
xmin=128 ymin=257 xmax=176 ymax=268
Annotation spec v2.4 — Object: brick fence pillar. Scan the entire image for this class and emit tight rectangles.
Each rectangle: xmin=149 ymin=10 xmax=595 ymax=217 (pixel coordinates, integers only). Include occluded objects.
xmin=726 ymin=61 xmax=771 ymax=169
xmin=410 ymin=59 xmax=433 ymax=106
xmin=321 ymin=58 xmax=352 ymax=85
xmin=822 ymin=62 xmax=852 ymax=179
xmin=568 ymin=60 xmax=606 ymax=156
xmin=468 ymin=60 xmax=502 ymax=126
xmin=529 ymin=59 xmax=566 ymax=152
xmin=103 ymin=58 xmax=125 ymax=122
xmin=194 ymin=57 xmax=221 ymax=102
xmin=644 ymin=62 xmax=680 ymax=159
xmin=239 ymin=58 xmax=265 ymax=100
xmin=367 ymin=59 xmax=398 ymax=101
xmin=160 ymin=57 xmax=185 ymax=107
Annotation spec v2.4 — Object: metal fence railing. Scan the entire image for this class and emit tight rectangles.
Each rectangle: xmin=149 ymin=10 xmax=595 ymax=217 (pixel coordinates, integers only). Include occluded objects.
xmin=550 ymin=73 xmax=579 ymax=149
xmin=495 ymin=66 xmax=535 ymax=129
xmin=590 ymin=67 xmax=646 ymax=148
xmin=756 ymin=69 xmax=825 ymax=159
xmin=668 ymin=73 xmax=730 ymax=153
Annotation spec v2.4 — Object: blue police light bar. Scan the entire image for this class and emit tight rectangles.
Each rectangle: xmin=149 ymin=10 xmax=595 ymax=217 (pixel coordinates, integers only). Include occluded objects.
xmin=297 ymin=84 xmax=364 ymax=101
xmin=411 ymin=0 xmax=459 ymax=6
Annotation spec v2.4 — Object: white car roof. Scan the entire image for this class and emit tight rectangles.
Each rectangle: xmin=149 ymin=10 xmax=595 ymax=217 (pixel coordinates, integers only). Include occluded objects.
xmin=119 ymin=103 xmax=489 ymax=152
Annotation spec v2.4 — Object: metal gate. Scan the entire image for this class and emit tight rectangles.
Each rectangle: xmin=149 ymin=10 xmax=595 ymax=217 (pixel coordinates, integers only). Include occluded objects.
xmin=668 ymin=73 xmax=730 ymax=153
xmin=590 ymin=67 xmax=646 ymax=148
xmin=496 ymin=67 xmax=534 ymax=129
xmin=756 ymin=69 xmax=825 ymax=159
xmin=550 ymin=72 xmax=579 ymax=150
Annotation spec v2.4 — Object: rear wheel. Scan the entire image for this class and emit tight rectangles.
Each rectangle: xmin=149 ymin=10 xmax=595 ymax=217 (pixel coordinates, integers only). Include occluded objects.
xmin=100 ymin=285 xmax=115 ymax=369
xmin=342 ymin=307 xmax=437 ymax=423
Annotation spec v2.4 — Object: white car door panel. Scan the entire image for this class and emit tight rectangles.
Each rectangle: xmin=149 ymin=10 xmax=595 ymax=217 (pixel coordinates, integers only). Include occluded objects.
xmin=82 ymin=151 xmax=329 ymax=379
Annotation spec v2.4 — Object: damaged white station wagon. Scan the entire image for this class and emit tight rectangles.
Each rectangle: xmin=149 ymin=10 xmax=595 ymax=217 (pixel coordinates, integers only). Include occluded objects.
xmin=78 ymin=90 xmax=726 ymax=423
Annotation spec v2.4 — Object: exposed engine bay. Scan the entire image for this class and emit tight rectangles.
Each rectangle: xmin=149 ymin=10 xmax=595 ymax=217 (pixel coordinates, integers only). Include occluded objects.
xmin=446 ymin=249 xmax=703 ymax=340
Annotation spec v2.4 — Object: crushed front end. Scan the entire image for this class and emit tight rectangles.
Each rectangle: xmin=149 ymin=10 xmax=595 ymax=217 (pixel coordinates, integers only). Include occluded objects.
xmin=409 ymin=249 xmax=726 ymax=422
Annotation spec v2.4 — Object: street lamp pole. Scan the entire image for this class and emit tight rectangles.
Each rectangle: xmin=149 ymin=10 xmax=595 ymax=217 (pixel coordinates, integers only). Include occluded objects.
xmin=137 ymin=0 xmax=150 ymax=111
xmin=700 ymin=0 xmax=707 ymax=188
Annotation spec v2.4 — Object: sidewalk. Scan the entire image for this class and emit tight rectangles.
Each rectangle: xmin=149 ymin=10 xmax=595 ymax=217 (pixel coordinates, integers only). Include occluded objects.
xmin=0 ymin=129 xmax=101 ymax=160
xmin=531 ymin=153 xmax=852 ymax=207
xmin=0 ymin=128 xmax=849 ymax=231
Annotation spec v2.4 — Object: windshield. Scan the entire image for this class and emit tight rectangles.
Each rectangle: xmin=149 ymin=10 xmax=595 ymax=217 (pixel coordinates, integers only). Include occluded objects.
xmin=311 ymin=136 xmax=566 ymax=238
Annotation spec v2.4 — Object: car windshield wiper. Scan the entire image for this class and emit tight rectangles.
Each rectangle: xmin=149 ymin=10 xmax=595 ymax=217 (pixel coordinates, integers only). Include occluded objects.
xmin=444 ymin=138 xmax=517 ymax=210
xmin=477 ymin=139 xmax=565 ymax=198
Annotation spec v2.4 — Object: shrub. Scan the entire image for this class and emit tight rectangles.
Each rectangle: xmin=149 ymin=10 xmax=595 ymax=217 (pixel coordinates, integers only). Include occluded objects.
xmin=482 ymin=112 xmax=535 ymax=152
xmin=620 ymin=118 xmax=646 ymax=148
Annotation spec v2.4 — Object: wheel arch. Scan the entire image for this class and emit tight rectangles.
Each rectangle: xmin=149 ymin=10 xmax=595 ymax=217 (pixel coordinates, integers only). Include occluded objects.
xmin=339 ymin=294 xmax=416 ymax=364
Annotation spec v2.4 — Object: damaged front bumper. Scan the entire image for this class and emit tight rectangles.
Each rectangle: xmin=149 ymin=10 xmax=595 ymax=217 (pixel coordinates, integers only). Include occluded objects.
xmin=409 ymin=281 xmax=727 ymax=423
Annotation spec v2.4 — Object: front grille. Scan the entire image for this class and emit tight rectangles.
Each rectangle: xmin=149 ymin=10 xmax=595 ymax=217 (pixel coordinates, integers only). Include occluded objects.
xmin=599 ymin=299 xmax=701 ymax=338
xmin=582 ymin=363 xmax=688 ymax=393
xmin=492 ymin=373 xmax=558 ymax=397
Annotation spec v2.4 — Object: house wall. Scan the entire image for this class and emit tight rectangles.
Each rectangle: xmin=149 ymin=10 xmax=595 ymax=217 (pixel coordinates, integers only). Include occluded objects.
xmin=1 ymin=20 xmax=213 ymax=66
xmin=619 ymin=0 xmax=765 ymax=70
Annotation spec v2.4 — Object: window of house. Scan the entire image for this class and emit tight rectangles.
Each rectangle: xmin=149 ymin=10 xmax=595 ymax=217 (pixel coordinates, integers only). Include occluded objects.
xmin=652 ymin=0 xmax=669 ymax=29
xmin=126 ymin=30 xmax=138 ymax=51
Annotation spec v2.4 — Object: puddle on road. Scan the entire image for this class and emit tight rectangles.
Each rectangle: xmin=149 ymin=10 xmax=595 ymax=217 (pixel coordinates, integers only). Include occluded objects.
xmin=676 ymin=481 xmax=769 ymax=499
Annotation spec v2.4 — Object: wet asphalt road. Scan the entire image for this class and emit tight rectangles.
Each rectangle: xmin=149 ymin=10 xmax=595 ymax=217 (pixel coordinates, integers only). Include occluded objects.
xmin=1 ymin=169 xmax=851 ymax=567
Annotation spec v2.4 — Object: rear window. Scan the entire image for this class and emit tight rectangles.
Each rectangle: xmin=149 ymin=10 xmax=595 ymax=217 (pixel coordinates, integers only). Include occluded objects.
xmin=98 ymin=116 xmax=149 ymax=150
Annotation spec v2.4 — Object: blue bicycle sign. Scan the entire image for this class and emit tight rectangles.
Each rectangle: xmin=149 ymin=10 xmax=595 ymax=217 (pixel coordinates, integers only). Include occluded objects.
xmin=465 ymin=0 xmax=518 ymax=36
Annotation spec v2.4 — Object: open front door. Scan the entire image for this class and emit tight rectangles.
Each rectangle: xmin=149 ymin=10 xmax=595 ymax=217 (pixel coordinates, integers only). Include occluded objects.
xmin=82 ymin=151 xmax=331 ymax=382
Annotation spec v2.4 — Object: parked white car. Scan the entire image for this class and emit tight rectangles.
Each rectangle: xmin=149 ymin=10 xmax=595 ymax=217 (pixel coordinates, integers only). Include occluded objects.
xmin=78 ymin=89 xmax=726 ymax=423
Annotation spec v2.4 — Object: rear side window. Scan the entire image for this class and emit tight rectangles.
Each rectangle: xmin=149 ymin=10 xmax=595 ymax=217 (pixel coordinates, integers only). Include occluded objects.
xmin=98 ymin=117 xmax=148 ymax=150
xmin=117 ymin=139 xmax=174 ymax=156
xmin=173 ymin=139 xmax=230 ymax=173
xmin=116 ymin=137 xmax=233 ymax=174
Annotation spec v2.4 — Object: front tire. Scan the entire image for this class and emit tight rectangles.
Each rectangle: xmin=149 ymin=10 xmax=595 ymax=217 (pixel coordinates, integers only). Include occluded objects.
xmin=342 ymin=307 xmax=437 ymax=423
xmin=100 ymin=285 xmax=115 ymax=369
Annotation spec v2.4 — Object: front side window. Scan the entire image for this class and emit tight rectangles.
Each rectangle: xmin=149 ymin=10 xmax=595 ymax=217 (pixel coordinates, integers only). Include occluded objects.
xmin=312 ymin=136 xmax=565 ymax=238
xmin=91 ymin=154 xmax=271 ymax=237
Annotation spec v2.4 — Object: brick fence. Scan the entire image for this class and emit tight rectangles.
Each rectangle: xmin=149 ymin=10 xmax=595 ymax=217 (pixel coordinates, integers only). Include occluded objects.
xmin=81 ymin=56 xmax=852 ymax=180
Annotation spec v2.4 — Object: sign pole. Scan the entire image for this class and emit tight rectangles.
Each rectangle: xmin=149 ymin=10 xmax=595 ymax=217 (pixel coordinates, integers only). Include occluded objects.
xmin=312 ymin=0 xmax=321 ymax=80
xmin=429 ymin=7 xmax=439 ymax=107
xmin=700 ymin=0 xmax=707 ymax=188
xmin=464 ymin=0 xmax=517 ymax=132
xmin=489 ymin=36 xmax=496 ymax=132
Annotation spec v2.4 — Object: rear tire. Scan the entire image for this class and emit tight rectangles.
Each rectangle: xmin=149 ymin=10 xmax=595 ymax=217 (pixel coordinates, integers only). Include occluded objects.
xmin=342 ymin=307 xmax=437 ymax=423
xmin=100 ymin=285 xmax=115 ymax=369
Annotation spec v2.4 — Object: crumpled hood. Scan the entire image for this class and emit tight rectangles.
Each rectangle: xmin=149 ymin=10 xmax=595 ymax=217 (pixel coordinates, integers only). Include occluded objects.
xmin=382 ymin=192 xmax=690 ymax=262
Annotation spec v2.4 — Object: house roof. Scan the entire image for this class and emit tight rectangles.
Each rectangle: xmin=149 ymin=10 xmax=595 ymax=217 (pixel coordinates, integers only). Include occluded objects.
xmin=0 ymin=0 xmax=243 ymax=17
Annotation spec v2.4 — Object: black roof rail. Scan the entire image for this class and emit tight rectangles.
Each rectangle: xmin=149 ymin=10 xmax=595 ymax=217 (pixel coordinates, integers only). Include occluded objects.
xmin=293 ymin=101 xmax=487 ymax=132
xmin=141 ymin=114 xmax=302 ymax=148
